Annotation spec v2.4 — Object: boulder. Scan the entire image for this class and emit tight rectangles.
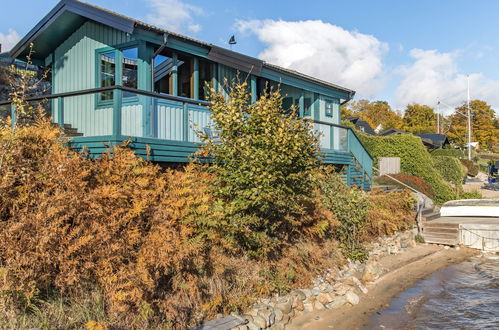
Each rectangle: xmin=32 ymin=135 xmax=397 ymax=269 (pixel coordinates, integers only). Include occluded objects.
xmin=303 ymin=302 xmax=314 ymax=313
xmin=345 ymin=291 xmax=360 ymax=305
xmin=257 ymin=308 xmax=275 ymax=327
xmin=325 ymin=295 xmax=347 ymax=309
xmin=275 ymin=301 xmax=292 ymax=314
xmin=314 ymin=301 xmax=326 ymax=310
xmin=291 ymin=289 xmax=307 ymax=301
xmin=317 ymin=292 xmax=334 ymax=305
xmin=273 ymin=308 xmax=284 ymax=322
xmin=252 ymin=315 xmax=267 ymax=329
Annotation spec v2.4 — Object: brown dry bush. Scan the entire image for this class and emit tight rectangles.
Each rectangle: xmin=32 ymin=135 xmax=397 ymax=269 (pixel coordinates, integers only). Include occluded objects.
xmin=363 ymin=189 xmax=416 ymax=239
xmin=0 ymin=118 xmax=345 ymax=329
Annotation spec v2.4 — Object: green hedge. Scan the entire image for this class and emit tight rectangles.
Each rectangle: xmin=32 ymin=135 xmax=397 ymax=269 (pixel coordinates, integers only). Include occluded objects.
xmin=361 ymin=134 xmax=455 ymax=204
xmin=460 ymin=159 xmax=479 ymax=177
xmin=430 ymin=148 xmax=465 ymax=158
xmin=432 ymin=156 xmax=465 ymax=186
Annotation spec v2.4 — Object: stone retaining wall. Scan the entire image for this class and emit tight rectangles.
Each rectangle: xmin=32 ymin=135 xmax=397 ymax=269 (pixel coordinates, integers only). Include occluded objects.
xmin=228 ymin=230 xmax=417 ymax=330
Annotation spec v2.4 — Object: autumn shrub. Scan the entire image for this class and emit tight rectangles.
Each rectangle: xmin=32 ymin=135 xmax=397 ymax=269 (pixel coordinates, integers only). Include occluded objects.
xmin=432 ymin=155 xmax=466 ymax=186
xmin=314 ymin=167 xmax=370 ymax=261
xmin=460 ymin=159 xmax=479 ymax=177
xmin=376 ymin=173 xmax=434 ymax=198
xmin=0 ymin=109 xmax=342 ymax=328
xmin=361 ymin=134 xmax=455 ymax=203
xmin=199 ymin=83 xmax=326 ymax=258
xmin=364 ymin=189 xmax=415 ymax=239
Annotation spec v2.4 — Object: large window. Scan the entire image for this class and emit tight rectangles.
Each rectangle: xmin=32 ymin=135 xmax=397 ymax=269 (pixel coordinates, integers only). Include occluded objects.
xmin=99 ymin=51 xmax=116 ymax=101
xmin=177 ymin=53 xmax=192 ymax=98
xmin=153 ymin=51 xmax=174 ymax=95
xmin=97 ymin=46 xmax=138 ymax=103
xmin=199 ymin=59 xmax=213 ymax=100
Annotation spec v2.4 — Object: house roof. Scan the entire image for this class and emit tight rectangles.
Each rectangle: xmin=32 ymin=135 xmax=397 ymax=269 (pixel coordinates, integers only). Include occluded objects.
xmin=9 ymin=0 xmax=355 ymax=97
xmin=414 ymin=134 xmax=450 ymax=148
xmin=347 ymin=117 xmax=376 ymax=135
xmin=378 ymin=128 xmax=408 ymax=136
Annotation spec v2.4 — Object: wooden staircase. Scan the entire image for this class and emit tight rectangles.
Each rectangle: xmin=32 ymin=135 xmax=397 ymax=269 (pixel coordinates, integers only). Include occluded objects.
xmin=421 ymin=222 xmax=459 ymax=246
xmin=61 ymin=123 xmax=83 ymax=137
xmin=421 ymin=207 xmax=461 ymax=246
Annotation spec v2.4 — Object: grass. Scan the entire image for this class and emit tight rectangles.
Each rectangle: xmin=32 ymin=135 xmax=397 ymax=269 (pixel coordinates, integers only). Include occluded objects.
xmin=0 ymin=290 xmax=107 ymax=330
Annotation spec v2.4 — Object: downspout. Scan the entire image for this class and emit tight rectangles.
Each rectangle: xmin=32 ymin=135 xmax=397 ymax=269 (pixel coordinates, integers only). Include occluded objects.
xmin=150 ymin=33 xmax=169 ymax=90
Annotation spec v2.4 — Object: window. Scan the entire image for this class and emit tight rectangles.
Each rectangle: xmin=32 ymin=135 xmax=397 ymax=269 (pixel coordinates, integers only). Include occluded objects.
xmin=153 ymin=52 xmax=174 ymax=95
xmin=325 ymin=99 xmax=334 ymax=117
xmin=177 ymin=53 xmax=193 ymax=98
xmin=199 ymin=59 xmax=213 ymax=100
xmin=122 ymin=48 xmax=138 ymax=97
xmin=99 ymin=51 xmax=116 ymax=101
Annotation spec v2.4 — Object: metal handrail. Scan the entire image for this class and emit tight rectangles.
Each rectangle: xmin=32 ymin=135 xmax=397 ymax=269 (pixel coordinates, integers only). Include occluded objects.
xmin=373 ymin=166 xmax=433 ymax=234
xmin=0 ymin=85 xmax=373 ymax=164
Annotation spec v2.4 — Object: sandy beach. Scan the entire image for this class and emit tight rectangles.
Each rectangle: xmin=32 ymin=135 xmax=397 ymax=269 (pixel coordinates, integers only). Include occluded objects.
xmin=287 ymin=244 xmax=480 ymax=330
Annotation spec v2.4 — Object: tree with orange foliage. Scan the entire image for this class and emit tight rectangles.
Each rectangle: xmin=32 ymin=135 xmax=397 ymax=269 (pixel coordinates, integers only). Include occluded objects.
xmin=447 ymin=100 xmax=498 ymax=151
xmin=343 ymin=99 xmax=403 ymax=132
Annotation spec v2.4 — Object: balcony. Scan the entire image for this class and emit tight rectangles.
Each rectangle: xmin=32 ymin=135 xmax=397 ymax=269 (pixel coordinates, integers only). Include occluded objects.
xmin=0 ymin=86 xmax=373 ymax=189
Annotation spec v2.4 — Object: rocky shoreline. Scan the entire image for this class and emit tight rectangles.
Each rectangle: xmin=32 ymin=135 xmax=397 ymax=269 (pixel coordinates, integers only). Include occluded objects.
xmin=228 ymin=230 xmax=418 ymax=330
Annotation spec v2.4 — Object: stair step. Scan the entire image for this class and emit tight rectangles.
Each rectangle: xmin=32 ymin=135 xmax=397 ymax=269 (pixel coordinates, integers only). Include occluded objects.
xmin=422 ymin=232 xmax=458 ymax=239
xmin=423 ymin=237 xmax=458 ymax=246
xmin=422 ymin=227 xmax=459 ymax=234
xmin=422 ymin=213 xmax=441 ymax=221
xmin=422 ymin=222 xmax=459 ymax=229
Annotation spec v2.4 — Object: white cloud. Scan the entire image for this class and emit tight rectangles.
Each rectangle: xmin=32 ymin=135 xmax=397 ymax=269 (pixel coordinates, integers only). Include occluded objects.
xmin=236 ymin=19 xmax=388 ymax=97
xmin=144 ymin=0 xmax=203 ymax=34
xmin=0 ymin=29 xmax=21 ymax=52
xmin=394 ymin=49 xmax=499 ymax=113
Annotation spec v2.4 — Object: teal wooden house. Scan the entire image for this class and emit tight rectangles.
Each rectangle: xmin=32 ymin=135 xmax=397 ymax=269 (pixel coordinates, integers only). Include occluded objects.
xmin=2 ymin=0 xmax=373 ymax=190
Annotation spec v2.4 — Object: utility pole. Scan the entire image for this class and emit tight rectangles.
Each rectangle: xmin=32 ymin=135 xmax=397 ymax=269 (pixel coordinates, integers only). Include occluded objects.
xmin=436 ymin=98 xmax=440 ymax=134
xmin=467 ymin=75 xmax=472 ymax=160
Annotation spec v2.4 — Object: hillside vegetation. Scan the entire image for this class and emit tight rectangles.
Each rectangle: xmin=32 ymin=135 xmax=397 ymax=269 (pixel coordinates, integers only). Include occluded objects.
xmin=0 ymin=83 xmax=415 ymax=329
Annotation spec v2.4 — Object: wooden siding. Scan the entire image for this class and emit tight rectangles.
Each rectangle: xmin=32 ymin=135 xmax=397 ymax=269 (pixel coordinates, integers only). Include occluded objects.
xmin=154 ymin=99 xmax=184 ymax=140
xmin=51 ymin=21 xmax=134 ymax=136
xmin=188 ymin=104 xmax=212 ymax=143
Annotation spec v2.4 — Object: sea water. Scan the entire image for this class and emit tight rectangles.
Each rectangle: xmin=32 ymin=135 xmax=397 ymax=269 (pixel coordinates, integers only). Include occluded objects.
xmin=367 ymin=255 xmax=499 ymax=329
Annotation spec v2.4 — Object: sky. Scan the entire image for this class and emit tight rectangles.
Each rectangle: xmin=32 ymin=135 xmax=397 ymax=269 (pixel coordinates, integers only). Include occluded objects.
xmin=2 ymin=0 xmax=499 ymax=114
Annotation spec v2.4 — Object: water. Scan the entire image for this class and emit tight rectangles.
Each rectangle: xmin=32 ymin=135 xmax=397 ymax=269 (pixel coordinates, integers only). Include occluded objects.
xmin=367 ymin=254 xmax=499 ymax=329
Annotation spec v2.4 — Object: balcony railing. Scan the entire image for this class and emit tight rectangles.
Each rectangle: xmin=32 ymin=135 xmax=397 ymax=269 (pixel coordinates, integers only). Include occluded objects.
xmin=0 ymin=86 xmax=372 ymax=177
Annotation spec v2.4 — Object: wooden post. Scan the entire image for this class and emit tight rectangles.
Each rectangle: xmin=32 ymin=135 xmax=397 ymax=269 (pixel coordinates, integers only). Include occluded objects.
xmin=172 ymin=53 xmax=178 ymax=96
xmin=250 ymin=75 xmax=257 ymax=103
xmin=213 ymin=63 xmax=219 ymax=92
xmin=183 ymin=102 xmax=189 ymax=142
xmin=299 ymin=91 xmax=304 ymax=118
xmin=193 ymin=57 xmax=199 ymax=100
xmin=57 ymin=96 xmax=64 ymax=127
xmin=10 ymin=104 xmax=16 ymax=128
xmin=112 ymin=88 xmax=122 ymax=138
